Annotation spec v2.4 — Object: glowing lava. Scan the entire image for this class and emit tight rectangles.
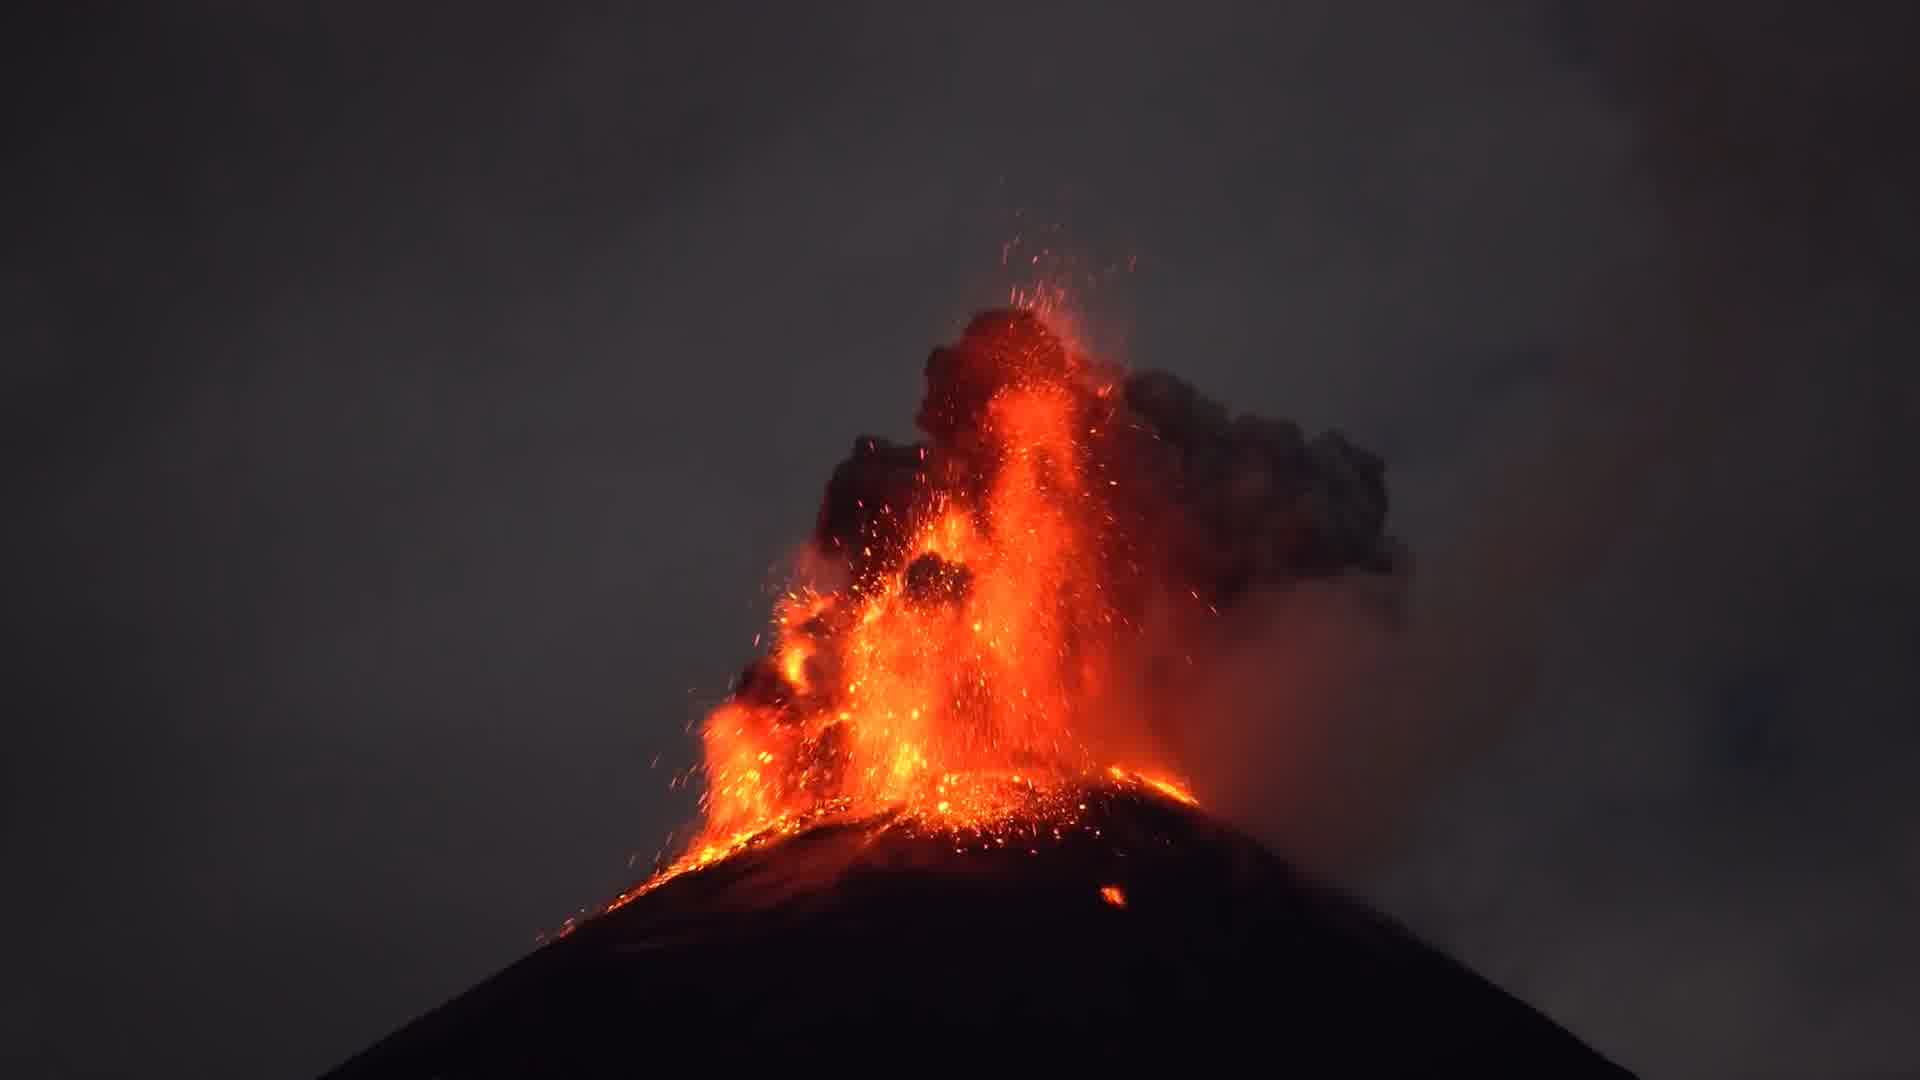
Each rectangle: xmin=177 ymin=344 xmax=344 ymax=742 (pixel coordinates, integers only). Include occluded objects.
xmin=606 ymin=308 xmax=1202 ymax=913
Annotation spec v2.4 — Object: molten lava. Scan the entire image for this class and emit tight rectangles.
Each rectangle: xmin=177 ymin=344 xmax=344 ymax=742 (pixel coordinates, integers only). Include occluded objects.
xmin=604 ymin=305 xmax=1396 ymax=914
xmin=606 ymin=312 xmax=1177 ymax=910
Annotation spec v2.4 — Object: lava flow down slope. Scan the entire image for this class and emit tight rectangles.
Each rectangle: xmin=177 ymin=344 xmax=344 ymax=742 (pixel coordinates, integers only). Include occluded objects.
xmin=325 ymin=310 xmax=1632 ymax=1076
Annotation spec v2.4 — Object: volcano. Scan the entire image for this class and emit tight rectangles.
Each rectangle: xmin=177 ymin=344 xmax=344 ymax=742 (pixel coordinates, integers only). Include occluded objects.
xmin=325 ymin=781 xmax=1630 ymax=1076
xmin=327 ymin=309 xmax=1631 ymax=1075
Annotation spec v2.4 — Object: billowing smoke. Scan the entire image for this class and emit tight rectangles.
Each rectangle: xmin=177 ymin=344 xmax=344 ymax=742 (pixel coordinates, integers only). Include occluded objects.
xmin=812 ymin=308 xmax=1399 ymax=601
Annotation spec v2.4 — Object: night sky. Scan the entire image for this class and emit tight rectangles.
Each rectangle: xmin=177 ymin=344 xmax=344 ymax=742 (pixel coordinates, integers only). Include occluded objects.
xmin=7 ymin=3 xmax=1918 ymax=1077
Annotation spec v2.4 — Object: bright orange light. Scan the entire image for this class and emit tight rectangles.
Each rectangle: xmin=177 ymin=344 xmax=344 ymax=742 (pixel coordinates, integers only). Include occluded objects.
xmin=1141 ymin=774 xmax=1199 ymax=807
xmin=609 ymin=305 xmax=1203 ymax=911
xmin=1099 ymin=885 xmax=1127 ymax=909
xmin=777 ymin=642 xmax=812 ymax=692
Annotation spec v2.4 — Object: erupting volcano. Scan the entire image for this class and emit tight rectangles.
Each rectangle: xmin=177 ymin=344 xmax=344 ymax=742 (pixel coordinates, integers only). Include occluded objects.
xmin=327 ymin=310 xmax=1631 ymax=1076
xmin=617 ymin=307 xmax=1398 ymax=903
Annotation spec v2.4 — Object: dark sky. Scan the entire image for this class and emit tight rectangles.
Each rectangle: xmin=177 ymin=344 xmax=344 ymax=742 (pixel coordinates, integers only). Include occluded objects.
xmin=6 ymin=3 xmax=1916 ymax=1077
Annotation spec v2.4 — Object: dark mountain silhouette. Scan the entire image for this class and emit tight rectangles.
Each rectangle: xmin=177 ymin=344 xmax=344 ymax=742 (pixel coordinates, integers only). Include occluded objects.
xmin=325 ymin=787 xmax=1632 ymax=1076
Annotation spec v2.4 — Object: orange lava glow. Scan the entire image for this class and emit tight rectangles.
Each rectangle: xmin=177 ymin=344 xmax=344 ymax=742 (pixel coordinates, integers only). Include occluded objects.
xmin=603 ymin=306 xmax=1200 ymax=915
xmin=1099 ymin=885 xmax=1128 ymax=909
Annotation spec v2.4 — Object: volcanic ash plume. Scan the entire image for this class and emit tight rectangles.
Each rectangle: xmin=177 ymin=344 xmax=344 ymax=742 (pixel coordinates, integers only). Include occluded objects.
xmin=631 ymin=308 xmax=1404 ymax=898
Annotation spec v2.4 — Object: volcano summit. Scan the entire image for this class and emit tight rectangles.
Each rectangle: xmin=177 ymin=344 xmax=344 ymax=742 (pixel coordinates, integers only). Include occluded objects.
xmin=326 ymin=781 xmax=1629 ymax=1075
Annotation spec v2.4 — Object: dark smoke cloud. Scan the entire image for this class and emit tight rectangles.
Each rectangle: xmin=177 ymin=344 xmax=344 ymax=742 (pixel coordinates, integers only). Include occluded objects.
xmin=819 ymin=309 xmax=1398 ymax=594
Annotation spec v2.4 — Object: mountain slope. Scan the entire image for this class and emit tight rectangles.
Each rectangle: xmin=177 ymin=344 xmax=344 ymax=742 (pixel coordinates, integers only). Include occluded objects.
xmin=325 ymin=787 xmax=1632 ymax=1076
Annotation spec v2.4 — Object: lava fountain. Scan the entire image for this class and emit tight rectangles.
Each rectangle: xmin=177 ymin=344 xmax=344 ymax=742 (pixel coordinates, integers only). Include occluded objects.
xmin=604 ymin=306 xmax=1398 ymax=914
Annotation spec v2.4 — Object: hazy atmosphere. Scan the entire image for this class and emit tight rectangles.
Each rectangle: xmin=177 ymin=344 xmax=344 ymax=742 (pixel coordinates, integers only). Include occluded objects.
xmin=7 ymin=3 xmax=1917 ymax=1076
